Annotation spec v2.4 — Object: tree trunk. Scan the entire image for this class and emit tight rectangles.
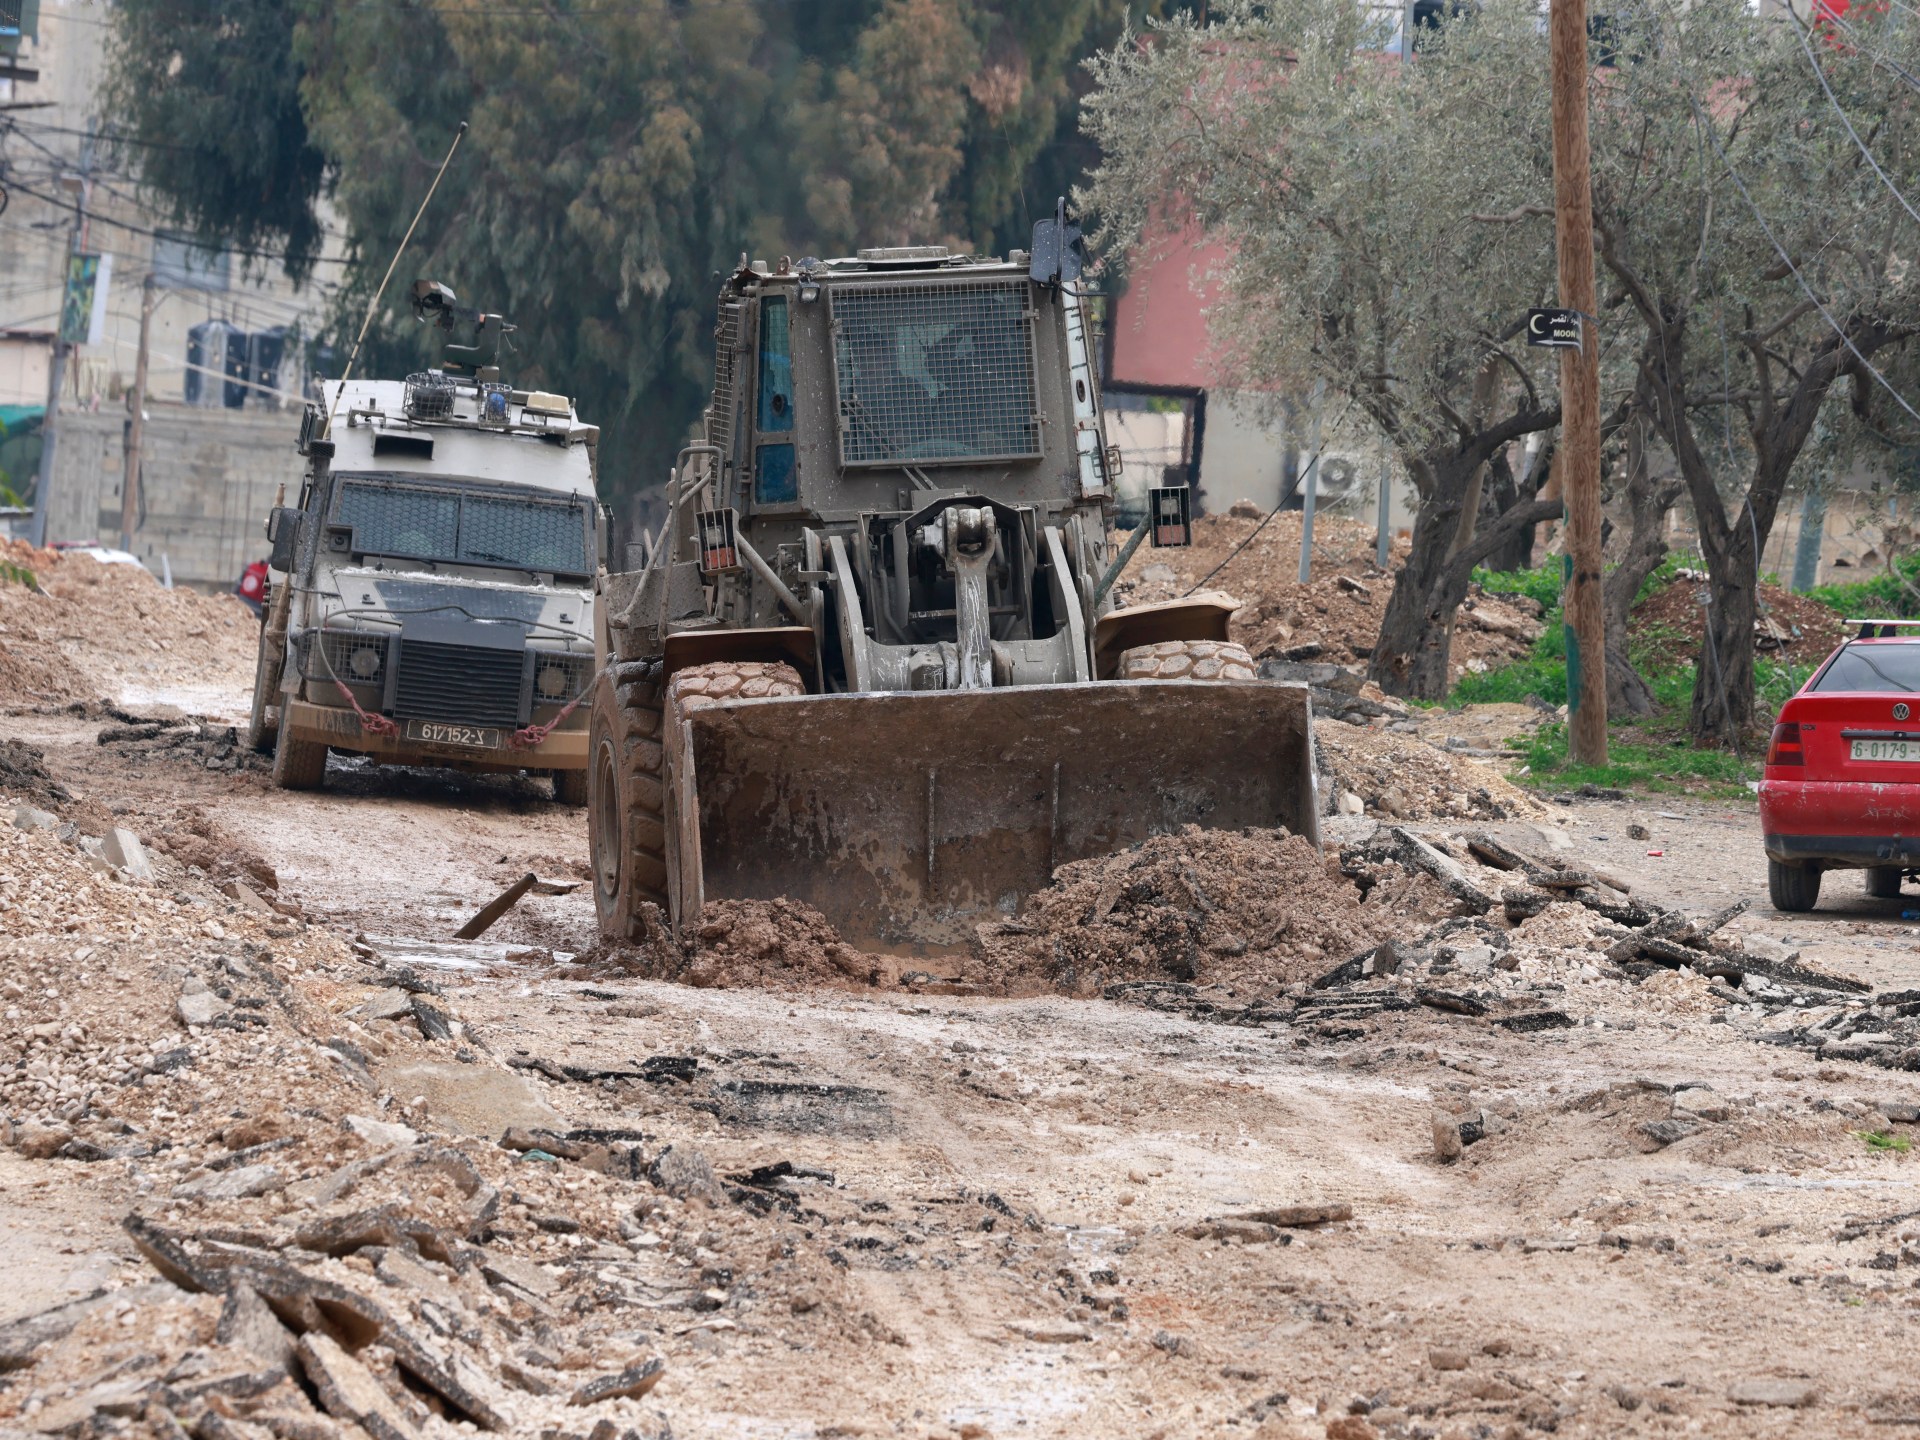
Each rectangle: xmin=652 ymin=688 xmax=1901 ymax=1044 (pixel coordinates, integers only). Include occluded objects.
xmin=1371 ymin=481 xmax=1564 ymax=700
xmin=1690 ymin=531 xmax=1758 ymax=744
xmin=1601 ymin=421 xmax=1682 ymax=718
xmin=1372 ymin=493 xmax=1463 ymax=699
xmin=1365 ymin=406 xmax=1562 ymax=698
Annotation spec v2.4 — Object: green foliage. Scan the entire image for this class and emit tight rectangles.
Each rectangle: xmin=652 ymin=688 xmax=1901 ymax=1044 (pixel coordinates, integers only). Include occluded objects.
xmin=1805 ymin=554 xmax=1920 ymax=620
xmin=103 ymin=0 xmax=1171 ymax=512
xmin=1473 ymin=564 xmax=1562 ymax=611
xmin=0 ymin=560 xmax=40 ymax=592
xmin=1858 ymin=1129 xmax=1912 ymax=1154
xmin=1520 ymin=723 xmax=1757 ymax=795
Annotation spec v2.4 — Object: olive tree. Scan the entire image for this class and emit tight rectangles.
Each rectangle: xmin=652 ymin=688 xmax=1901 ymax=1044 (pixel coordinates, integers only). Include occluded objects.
xmin=1081 ymin=0 xmax=1578 ymax=699
xmin=1083 ymin=0 xmax=1920 ymax=727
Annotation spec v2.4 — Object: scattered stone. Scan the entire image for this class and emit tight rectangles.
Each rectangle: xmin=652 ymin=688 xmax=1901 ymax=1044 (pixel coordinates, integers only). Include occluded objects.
xmin=13 ymin=804 xmax=60 ymax=833
xmin=1221 ymin=1202 xmax=1352 ymax=1227
xmin=174 ymin=1163 xmax=287 ymax=1202
xmin=1428 ymin=1347 xmax=1470 ymax=1371
xmin=1151 ymin=1329 xmax=1195 ymax=1357
xmin=1432 ymin=1112 xmax=1465 ymax=1164
xmin=1727 ymin=1379 xmax=1817 ymax=1408
xmin=480 ymin=1254 xmax=561 ymax=1300
xmin=1010 ymin=1319 xmax=1092 ymax=1344
xmin=649 ymin=1143 xmax=720 ymax=1200
xmin=176 ymin=978 xmax=231 ymax=1028
xmin=101 ymin=826 xmax=155 ymax=880
xmin=216 ymin=1283 xmax=297 ymax=1375
xmin=568 ymin=1357 xmax=666 ymax=1406
xmin=376 ymin=1062 xmax=562 ymax=1137
xmin=344 ymin=1114 xmax=419 ymax=1150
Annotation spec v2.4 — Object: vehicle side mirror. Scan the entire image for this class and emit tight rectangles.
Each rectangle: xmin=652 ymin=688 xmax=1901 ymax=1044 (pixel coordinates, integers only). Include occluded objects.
xmin=266 ymin=506 xmax=305 ymax=573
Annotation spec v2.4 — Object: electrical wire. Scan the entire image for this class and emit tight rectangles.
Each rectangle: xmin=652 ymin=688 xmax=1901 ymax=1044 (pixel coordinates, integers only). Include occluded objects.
xmin=0 ymin=175 xmax=350 ymax=268
xmin=1181 ymin=398 xmax=1355 ymax=596
xmin=1790 ymin=7 xmax=1920 ymax=229
xmin=1684 ymin=95 xmax=1920 ymax=427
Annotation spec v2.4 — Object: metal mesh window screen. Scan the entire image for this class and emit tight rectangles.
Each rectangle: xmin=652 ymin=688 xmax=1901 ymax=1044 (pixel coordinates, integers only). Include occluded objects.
xmin=831 ymin=280 xmax=1040 ymax=466
xmin=338 ymin=482 xmax=458 ymax=559
xmin=710 ymin=302 xmax=742 ymax=454
xmin=461 ymin=496 xmax=587 ymax=574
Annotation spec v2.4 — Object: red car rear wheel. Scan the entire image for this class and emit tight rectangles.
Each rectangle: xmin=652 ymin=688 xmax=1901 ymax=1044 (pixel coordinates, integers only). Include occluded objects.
xmin=1768 ymin=859 xmax=1821 ymax=913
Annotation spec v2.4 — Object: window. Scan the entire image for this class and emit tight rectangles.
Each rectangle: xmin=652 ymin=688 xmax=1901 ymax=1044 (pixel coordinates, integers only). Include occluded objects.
xmin=758 ymin=296 xmax=794 ymax=434
xmin=153 ymin=231 xmax=231 ymax=293
xmin=755 ymin=444 xmax=797 ymax=505
xmin=334 ymin=477 xmax=589 ymax=576
xmin=830 ymin=279 xmax=1040 ymax=466
xmin=1810 ymin=644 xmax=1920 ymax=694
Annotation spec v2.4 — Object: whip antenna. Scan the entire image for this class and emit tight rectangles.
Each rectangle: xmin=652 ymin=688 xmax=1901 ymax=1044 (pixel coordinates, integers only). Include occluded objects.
xmin=324 ymin=120 xmax=469 ymax=436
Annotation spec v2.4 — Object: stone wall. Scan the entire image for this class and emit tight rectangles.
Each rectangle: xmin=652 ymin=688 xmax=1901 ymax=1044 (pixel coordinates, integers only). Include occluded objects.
xmin=47 ymin=402 xmax=306 ymax=587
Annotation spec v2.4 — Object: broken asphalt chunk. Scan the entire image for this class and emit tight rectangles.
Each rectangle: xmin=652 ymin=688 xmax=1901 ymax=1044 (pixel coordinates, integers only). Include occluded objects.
xmin=568 ymin=1357 xmax=666 ymax=1406
xmin=298 ymin=1332 xmax=420 ymax=1440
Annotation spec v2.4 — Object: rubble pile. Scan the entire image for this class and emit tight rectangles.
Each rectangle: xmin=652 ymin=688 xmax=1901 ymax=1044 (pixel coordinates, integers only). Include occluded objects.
xmin=1315 ymin=720 xmax=1546 ymax=822
xmin=1633 ymin=575 xmax=1850 ymax=669
xmin=0 ymin=543 xmax=256 ymax=710
xmin=1110 ymin=824 xmax=1904 ymax=1072
xmin=974 ymin=827 xmax=1446 ymax=997
xmin=95 ymin=710 xmax=270 ymax=778
xmin=1111 ymin=510 xmax=1543 ymax=680
xmin=0 ymin=793 xmax=841 ymax=1440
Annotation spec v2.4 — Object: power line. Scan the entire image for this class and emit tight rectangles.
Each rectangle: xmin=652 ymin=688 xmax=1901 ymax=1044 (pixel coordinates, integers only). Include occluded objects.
xmin=1789 ymin=6 xmax=1920 ymax=229
xmin=1681 ymin=80 xmax=1920 ymax=429
xmin=0 ymin=175 xmax=350 ymax=269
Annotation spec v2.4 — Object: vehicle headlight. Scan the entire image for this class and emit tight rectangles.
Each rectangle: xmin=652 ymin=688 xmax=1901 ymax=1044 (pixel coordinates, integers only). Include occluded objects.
xmin=536 ymin=663 xmax=570 ymax=699
xmin=349 ymin=646 xmax=381 ymax=680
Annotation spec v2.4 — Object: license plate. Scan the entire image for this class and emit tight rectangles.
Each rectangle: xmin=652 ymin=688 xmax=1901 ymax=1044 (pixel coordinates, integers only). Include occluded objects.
xmin=404 ymin=720 xmax=501 ymax=750
xmin=1850 ymin=738 xmax=1920 ymax=762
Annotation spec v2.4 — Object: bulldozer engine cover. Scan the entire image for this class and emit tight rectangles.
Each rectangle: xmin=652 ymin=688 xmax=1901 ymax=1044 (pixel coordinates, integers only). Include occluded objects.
xmin=668 ymin=680 xmax=1318 ymax=954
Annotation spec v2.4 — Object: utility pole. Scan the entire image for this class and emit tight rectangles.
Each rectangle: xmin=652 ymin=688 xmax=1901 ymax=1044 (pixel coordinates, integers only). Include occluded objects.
xmin=28 ymin=217 xmax=76 ymax=548
xmin=1297 ymin=378 xmax=1327 ymax=584
xmin=29 ymin=145 xmax=89 ymax=550
xmin=120 ymin=273 xmax=157 ymax=553
xmin=1550 ymin=0 xmax=1607 ymax=763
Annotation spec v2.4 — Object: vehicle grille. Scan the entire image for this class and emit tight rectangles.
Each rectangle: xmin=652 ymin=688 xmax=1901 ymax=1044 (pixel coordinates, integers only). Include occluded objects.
xmin=393 ymin=640 xmax=524 ymax=727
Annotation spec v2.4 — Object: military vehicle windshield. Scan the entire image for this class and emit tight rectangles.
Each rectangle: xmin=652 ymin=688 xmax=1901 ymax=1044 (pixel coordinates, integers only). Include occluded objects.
xmin=332 ymin=474 xmax=592 ymax=577
xmin=830 ymin=279 xmax=1041 ymax=466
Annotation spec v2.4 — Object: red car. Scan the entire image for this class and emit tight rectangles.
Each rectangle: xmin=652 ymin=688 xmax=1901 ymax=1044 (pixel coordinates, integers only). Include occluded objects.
xmin=1760 ymin=621 xmax=1920 ymax=911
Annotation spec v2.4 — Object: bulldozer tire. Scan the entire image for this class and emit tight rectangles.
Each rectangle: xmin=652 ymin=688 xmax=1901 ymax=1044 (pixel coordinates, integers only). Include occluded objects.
xmin=667 ymin=659 xmax=806 ymax=712
xmin=1116 ymin=639 xmax=1258 ymax=682
xmin=589 ymin=669 xmax=669 ymax=942
xmin=271 ymin=729 xmax=328 ymax=791
xmin=551 ymin=767 xmax=589 ymax=807
xmin=245 ymin=624 xmax=282 ymax=754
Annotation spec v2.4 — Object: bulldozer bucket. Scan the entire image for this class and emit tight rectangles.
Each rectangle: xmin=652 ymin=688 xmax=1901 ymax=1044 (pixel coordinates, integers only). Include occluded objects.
xmin=665 ymin=680 xmax=1318 ymax=955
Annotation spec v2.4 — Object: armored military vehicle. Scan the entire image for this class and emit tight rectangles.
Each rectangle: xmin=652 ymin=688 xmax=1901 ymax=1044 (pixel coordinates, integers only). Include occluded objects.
xmin=248 ymin=291 xmax=601 ymax=799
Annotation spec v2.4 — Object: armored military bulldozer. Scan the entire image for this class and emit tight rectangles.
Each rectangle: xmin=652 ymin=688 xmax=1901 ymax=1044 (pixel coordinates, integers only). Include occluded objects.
xmin=591 ymin=222 xmax=1317 ymax=954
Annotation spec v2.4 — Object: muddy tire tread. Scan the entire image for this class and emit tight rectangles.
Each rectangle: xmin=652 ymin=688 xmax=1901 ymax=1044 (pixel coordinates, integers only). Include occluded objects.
xmin=1116 ymin=639 xmax=1258 ymax=682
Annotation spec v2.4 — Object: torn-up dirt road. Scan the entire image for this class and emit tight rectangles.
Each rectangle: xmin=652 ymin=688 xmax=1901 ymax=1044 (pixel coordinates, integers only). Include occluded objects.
xmin=3 ymin=580 xmax=1920 ymax=1438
